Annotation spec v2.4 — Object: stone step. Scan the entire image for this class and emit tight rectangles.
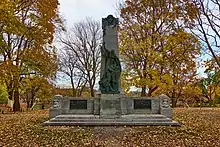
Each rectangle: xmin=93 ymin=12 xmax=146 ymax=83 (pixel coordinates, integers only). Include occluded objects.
xmin=42 ymin=120 xmax=180 ymax=126
xmin=122 ymin=114 xmax=167 ymax=119
xmin=55 ymin=114 xmax=167 ymax=120
xmin=42 ymin=114 xmax=180 ymax=126
xmin=49 ymin=118 xmax=172 ymax=123
xmin=55 ymin=114 xmax=100 ymax=119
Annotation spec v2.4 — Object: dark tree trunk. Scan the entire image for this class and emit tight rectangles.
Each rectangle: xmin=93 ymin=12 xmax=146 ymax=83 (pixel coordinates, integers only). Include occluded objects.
xmin=26 ymin=92 xmax=31 ymax=108
xmin=90 ymin=88 xmax=95 ymax=97
xmin=6 ymin=82 xmax=13 ymax=100
xmin=8 ymin=90 xmax=13 ymax=100
xmin=141 ymin=86 xmax=146 ymax=96
xmin=27 ymin=100 xmax=30 ymax=108
xmin=147 ymin=86 xmax=158 ymax=97
xmin=147 ymin=90 xmax=152 ymax=97
xmin=172 ymin=98 xmax=177 ymax=108
xmin=29 ymin=88 xmax=36 ymax=108
xmin=89 ymin=80 xmax=95 ymax=97
xmin=30 ymin=99 xmax=34 ymax=108
xmin=13 ymin=89 xmax=20 ymax=111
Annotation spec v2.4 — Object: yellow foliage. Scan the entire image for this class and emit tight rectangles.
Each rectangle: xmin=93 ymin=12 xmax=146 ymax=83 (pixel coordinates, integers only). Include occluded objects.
xmin=119 ymin=0 xmax=201 ymax=96
xmin=0 ymin=0 xmax=62 ymax=110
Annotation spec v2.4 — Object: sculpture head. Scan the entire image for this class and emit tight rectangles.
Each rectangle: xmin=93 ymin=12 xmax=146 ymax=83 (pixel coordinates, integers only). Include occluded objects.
xmin=107 ymin=15 xmax=114 ymax=26
xmin=53 ymin=99 xmax=60 ymax=108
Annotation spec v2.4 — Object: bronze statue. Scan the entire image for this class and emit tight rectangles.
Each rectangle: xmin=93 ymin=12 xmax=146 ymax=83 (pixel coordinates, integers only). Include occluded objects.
xmin=99 ymin=44 xmax=121 ymax=93
xmin=99 ymin=15 xmax=121 ymax=94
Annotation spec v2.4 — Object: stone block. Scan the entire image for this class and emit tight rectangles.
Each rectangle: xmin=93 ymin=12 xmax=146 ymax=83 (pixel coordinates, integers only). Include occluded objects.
xmin=151 ymin=99 xmax=160 ymax=114
xmin=94 ymin=98 xmax=100 ymax=115
xmin=87 ymin=100 xmax=94 ymax=111
xmin=100 ymin=94 xmax=121 ymax=118
xmin=121 ymin=97 xmax=127 ymax=114
xmin=61 ymin=108 xmax=69 ymax=114
xmin=49 ymin=108 xmax=61 ymax=118
xmin=62 ymin=99 xmax=69 ymax=109
xmin=121 ymin=97 xmax=133 ymax=114
xmin=160 ymin=108 xmax=172 ymax=118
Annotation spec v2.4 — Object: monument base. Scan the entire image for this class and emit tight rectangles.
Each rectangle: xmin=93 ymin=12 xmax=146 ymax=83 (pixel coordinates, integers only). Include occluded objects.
xmin=42 ymin=94 xmax=180 ymax=126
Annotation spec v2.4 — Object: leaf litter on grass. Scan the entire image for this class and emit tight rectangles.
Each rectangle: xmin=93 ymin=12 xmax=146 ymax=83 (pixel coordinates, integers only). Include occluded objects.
xmin=0 ymin=108 xmax=220 ymax=146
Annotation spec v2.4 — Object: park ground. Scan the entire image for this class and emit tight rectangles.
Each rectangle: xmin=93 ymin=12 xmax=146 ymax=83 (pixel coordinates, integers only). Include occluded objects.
xmin=0 ymin=108 xmax=220 ymax=147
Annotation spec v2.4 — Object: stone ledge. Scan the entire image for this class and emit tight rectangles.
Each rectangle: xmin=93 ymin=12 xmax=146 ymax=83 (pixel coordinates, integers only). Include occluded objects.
xmin=42 ymin=121 xmax=180 ymax=126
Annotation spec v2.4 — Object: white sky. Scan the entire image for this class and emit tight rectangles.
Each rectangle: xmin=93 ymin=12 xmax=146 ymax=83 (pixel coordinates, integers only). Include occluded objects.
xmin=59 ymin=0 xmax=121 ymax=28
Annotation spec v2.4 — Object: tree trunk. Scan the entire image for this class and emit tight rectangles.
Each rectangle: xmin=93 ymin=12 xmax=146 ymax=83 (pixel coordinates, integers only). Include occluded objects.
xmin=27 ymin=100 xmax=30 ymax=108
xmin=90 ymin=87 xmax=95 ymax=97
xmin=88 ymin=80 xmax=95 ymax=97
xmin=70 ymin=76 xmax=76 ymax=97
xmin=13 ymin=89 xmax=20 ymax=111
xmin=172 ymin=98 xmax=177 ymax=108
xmin=147 ymin=86 xmax=158 ymax=97
xmin=141 ymin=86 xmax=146 ymax=96
xmin=26 ymin=92 xmax=31 ymax=108
xmin=30 ymin=92 xmax=35 ymax=108
xmin=147 ymin=91 xmax=152 ymax=97
xmin=6 ymin=82 xmax=13 ymax=100
xmin=8 ymin=90 xmax=13 ymax=100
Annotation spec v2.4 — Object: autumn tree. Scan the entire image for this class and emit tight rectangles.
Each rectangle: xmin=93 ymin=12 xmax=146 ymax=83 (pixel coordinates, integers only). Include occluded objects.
xmin=159 ymin=31 xmax=200 ymax=106
xmin=200 ymin=71 xmax=220 ymax=106
xmin=119 ymin=0 xmax=200 ymax=99
xmin=20 ymin=76 xmax=54 ymax=108
xmin=0 ymin=84 xmax=8 ymax=104
xmin=58 ymin=18 xmax=102 ymax=97
xmin=199 ymin=56 xmax=220 ymax=106
xmin=192 ymin=0 xmax=220 ymax=67
xmin=0 ymin=0 xmax=61 ymax=111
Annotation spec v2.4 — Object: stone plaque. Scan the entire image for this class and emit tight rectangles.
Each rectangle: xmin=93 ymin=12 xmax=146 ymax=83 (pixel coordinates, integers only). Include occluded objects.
xmin=134 ymin=100 xmax=151 ymax=109
xmin=70 ymin=100 xmax=87 ymax=109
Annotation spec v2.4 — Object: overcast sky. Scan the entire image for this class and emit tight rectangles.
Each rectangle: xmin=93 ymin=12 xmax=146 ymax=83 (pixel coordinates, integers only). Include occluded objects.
xmin=59 ymin=0 xmax=122 ymax=28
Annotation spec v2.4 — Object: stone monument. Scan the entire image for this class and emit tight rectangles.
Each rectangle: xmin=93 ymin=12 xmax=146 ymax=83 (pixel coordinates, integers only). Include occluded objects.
xmin=99 ymin=15 xmax=121 ymax=94
xmin=43 ymin=15 xmax=180 ymax=126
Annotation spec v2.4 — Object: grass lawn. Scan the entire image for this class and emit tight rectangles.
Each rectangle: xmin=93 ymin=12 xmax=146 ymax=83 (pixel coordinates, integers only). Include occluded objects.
xmin=0 ymin=108 xmax=220 ymax=147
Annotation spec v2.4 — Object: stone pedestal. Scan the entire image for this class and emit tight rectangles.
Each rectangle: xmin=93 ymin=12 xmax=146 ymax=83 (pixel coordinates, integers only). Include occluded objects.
xmin=100 ymin=94 xmax=121 ymax=118
xmin=160 ymin=108 xmax=172 ymax=118
xmin=49 ymin=108 xmax=61 ymax=119
xmin=159 ymin=94 xmax=172 ymax=119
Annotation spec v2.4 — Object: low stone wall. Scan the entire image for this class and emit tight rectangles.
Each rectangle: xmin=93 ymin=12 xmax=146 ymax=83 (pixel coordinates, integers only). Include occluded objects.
xmin=49 ymin=94 xmax=172 ymax=119
xmin=121 ymin=97 xmax=160 ymax=115
xmin=49 ymin=97 xmax=94 ymax=118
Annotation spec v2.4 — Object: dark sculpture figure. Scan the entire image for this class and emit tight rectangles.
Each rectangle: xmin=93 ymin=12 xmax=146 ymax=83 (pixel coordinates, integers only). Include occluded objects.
xmin=99 ymin=15 xmax=121 ymax=94
xmin=99 ymin=44 xmax=121 ymax=93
